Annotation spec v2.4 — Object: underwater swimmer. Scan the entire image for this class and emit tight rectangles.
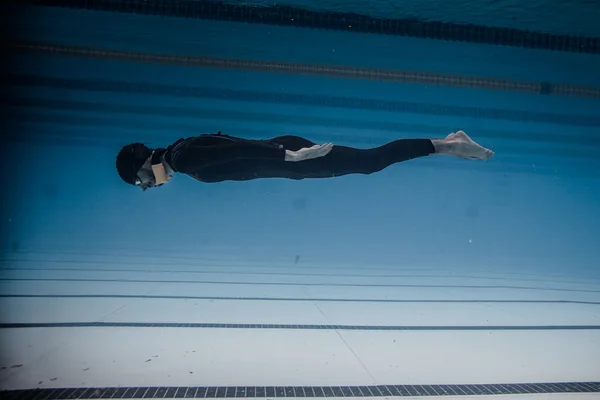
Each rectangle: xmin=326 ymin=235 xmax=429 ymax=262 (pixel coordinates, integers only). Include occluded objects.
xmin=116 ymin=130 xmax=494 ymax=191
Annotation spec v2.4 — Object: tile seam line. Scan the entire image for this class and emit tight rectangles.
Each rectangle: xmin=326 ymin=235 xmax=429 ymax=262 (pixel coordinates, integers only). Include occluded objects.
xmin=7 ymin=41 xmax=600 ymax=99
xmin=2 ymin=322 xmax=600 ymax=331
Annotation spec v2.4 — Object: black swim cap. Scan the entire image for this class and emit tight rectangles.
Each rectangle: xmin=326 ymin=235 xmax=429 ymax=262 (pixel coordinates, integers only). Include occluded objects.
xmin=116 ymin=143 xmax=152 ymax=185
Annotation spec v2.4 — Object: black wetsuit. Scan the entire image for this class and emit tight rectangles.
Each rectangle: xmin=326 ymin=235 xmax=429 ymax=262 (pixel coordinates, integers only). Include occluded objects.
xmin=163 ymin=133 xmax=435 ymax=183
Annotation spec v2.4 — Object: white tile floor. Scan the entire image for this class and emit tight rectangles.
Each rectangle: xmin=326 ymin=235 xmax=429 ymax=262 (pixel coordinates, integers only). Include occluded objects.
xmin=1 ymin=323 xmax=600 ymax=389
xmin=1 ymin=258 xmax=599 ymax=396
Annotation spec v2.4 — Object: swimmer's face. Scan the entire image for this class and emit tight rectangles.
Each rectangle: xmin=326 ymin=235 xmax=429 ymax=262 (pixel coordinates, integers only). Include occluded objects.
xmin=134 ymin=158 xmax=161 ymax=191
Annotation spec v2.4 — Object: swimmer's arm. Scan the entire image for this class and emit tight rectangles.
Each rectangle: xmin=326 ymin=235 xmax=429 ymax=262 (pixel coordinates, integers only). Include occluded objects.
xmin=284 ymin=143 xmax=333 ymax=162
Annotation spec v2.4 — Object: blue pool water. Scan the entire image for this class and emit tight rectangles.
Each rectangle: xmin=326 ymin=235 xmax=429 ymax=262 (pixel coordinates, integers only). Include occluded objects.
xmin=2 ymin=0 xmax=600 ymax=396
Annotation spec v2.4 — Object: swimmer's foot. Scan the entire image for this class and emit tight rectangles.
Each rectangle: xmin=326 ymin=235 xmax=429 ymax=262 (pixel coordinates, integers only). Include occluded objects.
xmin=432 ymin=130 xmax=494 ymax=160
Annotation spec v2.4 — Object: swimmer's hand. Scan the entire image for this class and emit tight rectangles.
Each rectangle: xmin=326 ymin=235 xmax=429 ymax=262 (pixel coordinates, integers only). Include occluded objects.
xmin=284 ymin=143 xmax=334 ymax=162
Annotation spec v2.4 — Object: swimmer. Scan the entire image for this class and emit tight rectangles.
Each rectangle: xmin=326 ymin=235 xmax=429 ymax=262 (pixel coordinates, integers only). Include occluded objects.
xmin=116 ymin=130 xmax=494 ymax=191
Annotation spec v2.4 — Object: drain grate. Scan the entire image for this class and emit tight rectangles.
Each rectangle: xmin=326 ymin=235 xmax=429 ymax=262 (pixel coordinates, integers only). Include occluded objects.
xmin=2 ymin=382 xmax=599 ymax=399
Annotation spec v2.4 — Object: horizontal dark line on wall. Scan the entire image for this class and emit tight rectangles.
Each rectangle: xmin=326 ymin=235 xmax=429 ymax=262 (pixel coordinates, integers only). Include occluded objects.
xmin=1 ymin=277 xmax=597 ymax=294
xmin=7 ymin=41 xmax=600 ymax=98
xmin=5 ymin=74 xmax=600 ymax=127
xmin=2 ymin=265 xmax=595 ymax=286
xmin=1 ymin=294 xmax=598 ymax=306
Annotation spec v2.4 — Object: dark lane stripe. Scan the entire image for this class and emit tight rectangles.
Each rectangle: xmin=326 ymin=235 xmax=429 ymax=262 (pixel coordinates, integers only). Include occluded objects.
xmin=11 ymin=0 xmax=600 ymax=54
xmin=7 ymin=42 xmax=600 ymax=98
xmin=2 ymin=294 xmax=599 ymax=305
xmin=1 ymin=322 xmax=599 ymax=331
xmin=2 ymin=277 xmax=598 ymax=293
xmin=6 ymin=74 xmax=600 ymax=127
